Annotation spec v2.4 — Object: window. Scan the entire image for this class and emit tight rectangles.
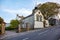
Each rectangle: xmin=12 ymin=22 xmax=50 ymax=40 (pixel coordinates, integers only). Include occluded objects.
xmin=39 ymin=12 xmax=40 ymax=14
xmin=36 ymin=15 xmax=39 ymax=21
xmin=39 ymin=15 xmax=42 ymax=22
xmin=36 ymin=14 xmax=42 ymax=21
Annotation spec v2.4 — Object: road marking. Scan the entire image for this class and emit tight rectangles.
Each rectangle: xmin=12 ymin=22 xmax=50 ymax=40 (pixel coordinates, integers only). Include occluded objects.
xmin=22 ymin=38 xmax=29 ymax=40
xmin=38 ymin=30 xmax=49 ymax=35
xmin=38 ymin=27 xmax=57 ymax=35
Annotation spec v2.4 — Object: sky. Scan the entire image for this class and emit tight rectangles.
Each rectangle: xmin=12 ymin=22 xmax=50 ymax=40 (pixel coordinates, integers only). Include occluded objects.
xmin=0 ymin=0 xmax=60 ymax=23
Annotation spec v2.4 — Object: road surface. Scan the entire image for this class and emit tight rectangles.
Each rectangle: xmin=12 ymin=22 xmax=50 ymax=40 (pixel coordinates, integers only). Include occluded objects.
xmin=4 ymin=25 xmax=60 ymax=40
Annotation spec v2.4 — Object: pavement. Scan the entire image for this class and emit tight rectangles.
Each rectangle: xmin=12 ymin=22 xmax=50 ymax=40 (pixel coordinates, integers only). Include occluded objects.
xmin=0 ymin=31 xmax=17 ymax=39
xmin=1 ymin=25 xmax=60 ymax=40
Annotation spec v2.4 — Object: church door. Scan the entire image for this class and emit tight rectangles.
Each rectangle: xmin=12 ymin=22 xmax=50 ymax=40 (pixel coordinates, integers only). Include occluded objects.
xmin=26 ymin=23 xmax=30 ymax=31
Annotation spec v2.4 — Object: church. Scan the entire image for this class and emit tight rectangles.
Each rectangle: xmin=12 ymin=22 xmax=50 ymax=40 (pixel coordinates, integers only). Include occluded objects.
xmin=17 ymin=4 xmax=60 ymax=30
xmin=17 ymin=7 xmax=48 ymax=29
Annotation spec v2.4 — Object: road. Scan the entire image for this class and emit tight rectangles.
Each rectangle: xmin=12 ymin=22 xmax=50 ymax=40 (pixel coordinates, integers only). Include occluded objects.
xmin=4 ymin=25 xmax=60 ymax=40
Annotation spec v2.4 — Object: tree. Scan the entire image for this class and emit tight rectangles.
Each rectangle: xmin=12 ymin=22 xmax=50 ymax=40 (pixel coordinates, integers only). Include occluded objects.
xmin=39 ymin=2 xmax=59 ymax=19
xmin=10 ymin=20 xmax=19 ymax=28
xmin=0 ymin=17 xmax=4 ymax=24
xmin=37 ymin=2 xmax=60 ymax=27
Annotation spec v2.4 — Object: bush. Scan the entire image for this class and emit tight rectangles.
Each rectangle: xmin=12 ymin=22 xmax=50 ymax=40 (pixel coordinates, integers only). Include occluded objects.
xmin=5 ymin=26 xmax=16 ymax=30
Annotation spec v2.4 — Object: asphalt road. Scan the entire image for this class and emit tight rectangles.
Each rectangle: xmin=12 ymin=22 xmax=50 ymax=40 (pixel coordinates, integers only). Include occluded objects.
xmin=4 ymin=25 xmax=60 ymax=40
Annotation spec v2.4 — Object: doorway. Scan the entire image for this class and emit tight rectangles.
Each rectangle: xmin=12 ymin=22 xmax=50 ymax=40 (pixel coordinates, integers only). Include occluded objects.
xmin=26 ymin=23 xmax=30 ymax=31
xmin=49 ymin=18 xmax=56 ymax=26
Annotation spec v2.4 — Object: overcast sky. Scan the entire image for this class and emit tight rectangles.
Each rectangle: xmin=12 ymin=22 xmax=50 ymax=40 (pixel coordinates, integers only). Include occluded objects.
xmin=0 ymin=0 xmax=60 ymax=23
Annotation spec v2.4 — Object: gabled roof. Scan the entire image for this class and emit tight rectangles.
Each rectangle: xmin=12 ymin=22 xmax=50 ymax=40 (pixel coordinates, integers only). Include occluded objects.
xmin=22 ymin=14 xmax=34 ymax=20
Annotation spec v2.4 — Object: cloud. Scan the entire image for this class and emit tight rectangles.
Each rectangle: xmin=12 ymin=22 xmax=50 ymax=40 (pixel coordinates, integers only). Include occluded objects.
xmin=2 ymin=8 xmax=32 ymax=16
xmin=1 ymin=8 xmax=32 ymax=23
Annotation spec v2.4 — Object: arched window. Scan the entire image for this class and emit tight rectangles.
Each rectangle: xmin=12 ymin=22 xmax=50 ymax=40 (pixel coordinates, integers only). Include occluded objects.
xmin=36 ymin=15 xmax=39 ymax=21
xmin=39 ymin=15 xmax=42 ymax=22
xmin=39 ymin=12 xmax=40 ymax=14
xmin=36 ymin=14 xmax=42 ymax=21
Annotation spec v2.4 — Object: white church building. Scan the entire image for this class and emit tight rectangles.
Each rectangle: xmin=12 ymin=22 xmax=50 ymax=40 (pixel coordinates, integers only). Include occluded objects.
xmin=17 ymin=7 xmax=45 ymax=29
xmin=17 ymin=4 xmax=60 ymax=29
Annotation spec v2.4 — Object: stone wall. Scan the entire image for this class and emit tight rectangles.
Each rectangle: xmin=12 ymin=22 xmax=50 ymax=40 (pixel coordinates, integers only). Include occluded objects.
xmin=0 ymin=23 xmax=5 ymax=35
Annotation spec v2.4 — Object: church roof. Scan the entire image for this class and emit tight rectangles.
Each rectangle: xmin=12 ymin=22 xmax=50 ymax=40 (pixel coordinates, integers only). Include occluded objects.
xmin=22 ymin=14 xmax=34 ymax=20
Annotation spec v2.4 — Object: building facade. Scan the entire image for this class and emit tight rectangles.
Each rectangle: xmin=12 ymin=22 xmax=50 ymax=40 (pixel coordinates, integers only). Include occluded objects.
xmin=17 ymin=4 xmax=60 ymax=30
xmin=17 ymin=8 xmax=45 ymax=29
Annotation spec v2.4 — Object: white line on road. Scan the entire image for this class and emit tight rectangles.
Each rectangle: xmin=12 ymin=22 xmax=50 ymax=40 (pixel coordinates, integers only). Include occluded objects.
xmin=38 ymin=30 xmax=49 ymax=35
xmin=38 ymin=27 xmax=57 ymax=35
xmin=22 ymin=38 xmax=29 ymax=40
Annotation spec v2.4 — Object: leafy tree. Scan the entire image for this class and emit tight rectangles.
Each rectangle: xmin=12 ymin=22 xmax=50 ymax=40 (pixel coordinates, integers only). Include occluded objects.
xmin=36 ymin=2 xmax=60 ymax=27
xmin=39 ymin=2 xmax=59 ymax=19
xmin=0 ymin=17 xmax=4 ymax=24
xmin=10 ymin=20 xmax=19 ymax=28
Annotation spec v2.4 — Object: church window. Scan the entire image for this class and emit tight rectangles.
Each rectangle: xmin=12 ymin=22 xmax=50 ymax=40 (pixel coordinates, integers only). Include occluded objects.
xmin=39 ymin=12 xmax=40 ymax=14
xmin=39 ymin=15 xmax=42 ymax=22
xmin=36 ymin=15 xmax=39 ymax=21
xmin=36 ymin=14 xmax=42 ymax=21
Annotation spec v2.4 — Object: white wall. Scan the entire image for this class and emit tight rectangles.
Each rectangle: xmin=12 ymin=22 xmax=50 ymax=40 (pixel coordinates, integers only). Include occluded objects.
xmin=34 ymin=10 xmax=44 ymax=28
xmin=34 ymin=21 xmax=44 ymax=28
xmin=21 ymin=10 xmax=44 ymax=28
xmin=22 ymin=15 xmax=34 ymax=28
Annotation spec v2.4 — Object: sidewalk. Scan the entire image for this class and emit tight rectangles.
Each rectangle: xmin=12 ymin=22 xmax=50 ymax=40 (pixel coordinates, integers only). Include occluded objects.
xmin=0 ymin=31 xmax=17 ymax=40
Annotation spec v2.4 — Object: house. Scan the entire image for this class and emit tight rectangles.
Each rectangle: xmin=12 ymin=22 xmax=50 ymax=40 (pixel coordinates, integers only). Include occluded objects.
xmin=48 ymin=8 xmax=60 ymax=26
xmin=48 ymin=14 xmax=60 ymax=26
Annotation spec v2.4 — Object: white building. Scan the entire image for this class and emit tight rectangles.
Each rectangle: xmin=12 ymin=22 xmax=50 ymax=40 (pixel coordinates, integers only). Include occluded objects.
xmin=48 ymin=8 xmax=60 ymax=26
xmin=17 ymin=7 xmax=45 ymax=29
xmin=17 ymin=4 xmax=60 ymax=29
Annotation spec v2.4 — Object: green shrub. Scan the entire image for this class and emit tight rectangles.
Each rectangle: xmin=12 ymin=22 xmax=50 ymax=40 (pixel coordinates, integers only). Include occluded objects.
xmin=5 ymin=26 xmax=16 ymax=30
